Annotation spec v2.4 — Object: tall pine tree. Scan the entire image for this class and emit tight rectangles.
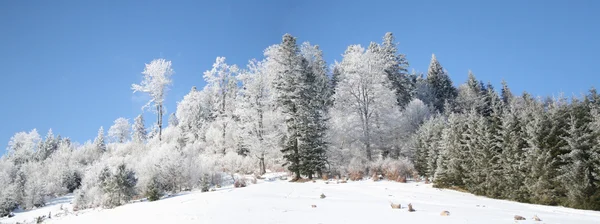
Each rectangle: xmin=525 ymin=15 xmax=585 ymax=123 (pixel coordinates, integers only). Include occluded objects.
xmin=426 ymin=54 xmax=457 ymax=113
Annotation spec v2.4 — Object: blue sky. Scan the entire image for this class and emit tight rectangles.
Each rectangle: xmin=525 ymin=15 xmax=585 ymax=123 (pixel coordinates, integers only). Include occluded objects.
xmin=0 ymin=0 xmax=598 ymax=151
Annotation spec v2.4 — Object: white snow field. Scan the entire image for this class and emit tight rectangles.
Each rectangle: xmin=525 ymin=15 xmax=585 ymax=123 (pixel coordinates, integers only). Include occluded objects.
xmin=3 ymin=178 xmax=600 ymax=224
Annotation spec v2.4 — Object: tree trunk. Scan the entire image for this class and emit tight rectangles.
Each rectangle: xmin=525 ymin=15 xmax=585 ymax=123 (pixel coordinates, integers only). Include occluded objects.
xmin=259 ymin=157 xmax=266 ymax=175
xmin=293 ymin=133 xmax=300 ymax=180
xmin=157 ymin=104 xmax=163 ymax=141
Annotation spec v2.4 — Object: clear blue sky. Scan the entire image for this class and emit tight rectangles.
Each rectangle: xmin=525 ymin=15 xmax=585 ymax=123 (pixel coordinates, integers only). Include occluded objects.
xmin=1 ymin=0 xmax=598 ymax=152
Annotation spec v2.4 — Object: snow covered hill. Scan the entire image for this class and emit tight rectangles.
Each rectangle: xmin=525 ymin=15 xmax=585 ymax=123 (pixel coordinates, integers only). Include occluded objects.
xmin=3 ymin=179 xmax=600 ymax=224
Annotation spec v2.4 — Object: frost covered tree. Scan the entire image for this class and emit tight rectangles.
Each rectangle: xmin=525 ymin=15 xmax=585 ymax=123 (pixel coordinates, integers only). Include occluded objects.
xmin=496 ymin=99 xmax=529 ymax=201
xmin=268 ymin=34 xmax=305 ymax=179
xmin=21 ymin=162 xmax=47 ymax=208
xmin=36 ymin=129 xmax=58 ymax=161
xmin=296 ymin=42 xmax=330 ymax=178
xmin=131 ymin=114 xmax=147 ymax=144
xmin=132 ymin=58 xmax=174 ymax=141
xmin=168 ymin=113 xmax=179 ymax=127
xmin=558 ymin=99 xmax=599 ymax=209
xmin=427 ymin=54 xmax=456 ymax=113
xmin=330 ymin=44 xmax=400 ymax=161
xmin=522 ymin=98 xmax=560 ymax=204
xmin=99 ymin=164 xmax=138 ymax=208
xmin=203 ymin=57 xmax=240 ymax=154
xmin=7 ymin=129 xmax=40 ymax=165
xmin=329 ymin=63 xmax=342 ymax=99
xmin=237 ymin=58 xmax=283 ymax=174
xmin=454 ymin=71 xmax=485 ymax=113
xmin=412 ymin=71 xmax=434 ymax=107
xmin=433 ymin=112 xmax=467 ymax=188
xmin=380 ymin=32 xmax=412 ymax=108
xmin=412 ymin=114 xmax=444 ymax=178
xmin=108 ymin=118 xmax=130 ymax=143
xmin=501 ymin=79 xmax=514 ymax=105
xmin=176 ymin=87 xmax=211 ymax=145
xmin=397 ymin=99 xmax=431 ymax=159
xmin=93 ymin=127 xmax=106 ymax=152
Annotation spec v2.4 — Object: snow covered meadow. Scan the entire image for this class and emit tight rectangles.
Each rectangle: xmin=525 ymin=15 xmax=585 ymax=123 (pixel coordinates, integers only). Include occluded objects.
xmin=3 ymin=176 xmax=600 ymax=224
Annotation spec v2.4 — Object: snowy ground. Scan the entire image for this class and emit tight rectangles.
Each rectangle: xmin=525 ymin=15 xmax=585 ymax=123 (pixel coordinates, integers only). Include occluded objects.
xmin=3 ymin=177 xmax=600 ymax=224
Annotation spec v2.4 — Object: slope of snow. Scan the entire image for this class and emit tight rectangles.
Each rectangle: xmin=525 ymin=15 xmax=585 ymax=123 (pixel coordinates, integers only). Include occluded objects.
xmin=4 ymin=179 xmax=600 ymax=224
xmin=1 ymin=194 xmax=74 ymax=224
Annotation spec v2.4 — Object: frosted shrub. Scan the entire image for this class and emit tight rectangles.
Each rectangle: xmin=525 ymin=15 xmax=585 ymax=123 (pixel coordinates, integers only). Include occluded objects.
xmin=368 ymin=159 xmax=385 ymax=176
xmin=347 ymin=158 xmax=366 ymax=181
xmin=234 ymin=178 xmax=247 ymax=188
xmin=381 ymin=158 xmax=415 ymax=182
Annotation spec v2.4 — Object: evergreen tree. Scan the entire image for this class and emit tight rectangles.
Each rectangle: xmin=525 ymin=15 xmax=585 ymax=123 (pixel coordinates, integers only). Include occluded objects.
xmin=176 ymin=87 xmax=211 ymax=144
xmin=413 ymin=71 xmax=434 ymax=107
xmin=426 ymin=54 xmax=457 ymax=113
xmin=93 ymin=127 xmax=106 ymax=152
xmin=497 ymin=100 xmax=529 ymax=201
xmin=454 ymin=71 xmax=484 ymax=113
xmin=36 ymin=129 xmax=57 ymax=161
xmin=413 ymin=115 xmax=444 ymax=178
xmin=330 ymin=63 xmax=341 ymax=99
xmin=381 ymin=32 xmax=412 ymax=108
xmin=269 ymin=34 xmax=304 ymax=180
xmin=501 ymin=80 xmax=514 ymax=105
xmin=297 ymin=42 xmax=330 ymax=178
xmin=132 ymin=114 xmax=147 ymax=144
xmin=168 ymin=112 xmax=179 ymax=127
xmin=523 ymin=99 xmax=559 ymax=204
xmin=558 ymin=99 xmax=599 ymax=209
xmin=99 ymin=164 xmax=137 ymax=208
xmin=434 ymin=113 xmax=467 ymax=188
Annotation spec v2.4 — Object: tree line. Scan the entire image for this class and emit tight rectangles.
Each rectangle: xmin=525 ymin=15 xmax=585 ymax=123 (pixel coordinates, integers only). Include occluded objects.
xmin=1 ymin=32 xmax=599 ymax=215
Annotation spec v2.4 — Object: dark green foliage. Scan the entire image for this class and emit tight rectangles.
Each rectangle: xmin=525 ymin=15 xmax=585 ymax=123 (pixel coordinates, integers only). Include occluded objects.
xmin=381 ymin=32 xmax=413 ymax=108
xmin=424 ymin=86 xmax=600 ymax=210
xmin=273 ymin=34 xmax=304 ymax=180
xmin=62 ymin=171 xmax=82 ymax=193
xmin=145 ymin=175 xmax=162 ymax=201
xmin=426 ymin=54 xmax=457 ymax=113
xmin=273 ymin=34 xmax=329 ymax=180
xmin=0 ymin=196 xmax=17 ymax=217
xmin=99 ymin=164 xmax=138 ymax=208
xmin=200 ymin=173 xmax=210 ymax=192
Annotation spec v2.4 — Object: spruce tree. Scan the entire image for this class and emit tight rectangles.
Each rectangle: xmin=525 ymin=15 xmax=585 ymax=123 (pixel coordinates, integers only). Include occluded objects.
xmin=434 ymin=113 xmax=467 ymax=188
xmin=497 ymin=100 xmax=529 ymax=201
xmin=271 ymin=34 xmax=304 ymax=180
xmin=426 ymin=54 xmax=457 ymax=113
xmin=168 ymin=113 xmax=179 ymax=127
xmin=500 ymin=80 xmax=514 ymax=105
xmin=36 ymin=129 xmax=57 ymax=161
xmin=558 ymin=99 xmax=598 ymax=209
xmin=413 ymin=72 xmax=434 ymax=107
xmin=93 ymin=127 xmax=106 ymax=152
xmin=523 ymin=99 xmax=559 ymax=205
xmin=297 ymin=43 xmax=329 ymax=179
xmin=454 ymin=71 xmax=485 ymax=114
xmin=132 ymin=114 xmax=147 ymax=144
xmin=413 ymin=115 xmax=444 ymax=179
xmin=381 ymin=32 xmax=412 ymax=108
